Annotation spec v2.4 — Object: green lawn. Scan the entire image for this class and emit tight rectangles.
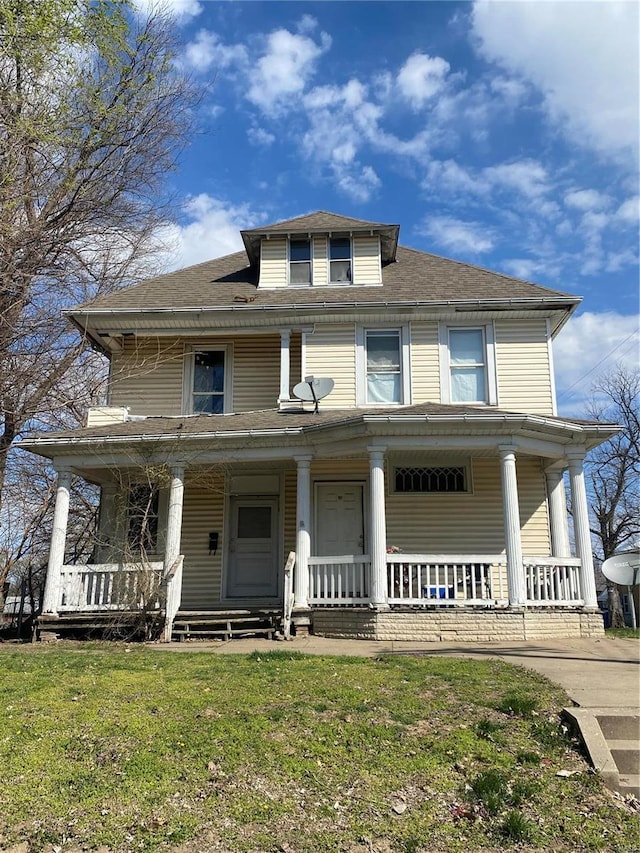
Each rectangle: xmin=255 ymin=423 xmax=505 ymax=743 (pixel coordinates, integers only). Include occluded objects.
xmin=0 ymin=644 xmax=637 ymax=853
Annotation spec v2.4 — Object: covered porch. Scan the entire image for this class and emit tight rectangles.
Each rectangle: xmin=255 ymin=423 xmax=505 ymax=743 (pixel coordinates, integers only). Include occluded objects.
xmin=26 ymin=404 xmax=614 ymax=641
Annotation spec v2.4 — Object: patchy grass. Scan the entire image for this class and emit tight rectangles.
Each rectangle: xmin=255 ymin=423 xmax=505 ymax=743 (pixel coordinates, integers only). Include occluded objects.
xmin=0 ymin=644 xmax=638 ymax=853
xmin=606 ymin=627 xmax=640 ymax=639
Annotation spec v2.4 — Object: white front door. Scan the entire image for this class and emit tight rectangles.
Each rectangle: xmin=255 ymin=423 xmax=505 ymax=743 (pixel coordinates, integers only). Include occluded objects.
xmin=227 ymin=497 xmax=279 ymax=599
xmin=315 ymin=482 xmax=365 ymax=556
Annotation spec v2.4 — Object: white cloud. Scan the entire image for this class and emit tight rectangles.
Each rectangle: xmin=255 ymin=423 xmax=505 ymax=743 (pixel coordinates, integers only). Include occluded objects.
xmin=500 ymin=258 xmax=545 ymax=281
xmin=336 ymin=166 xmax=381 ymax=204
xmin=132 ymin=0 xmax=202 ymax=24
xmin=397 ymin=52 xmax=450 ymax=109
xmin=471 ymin=1 xmax=639 ymax=160
xmin=247 ymin=126 xmax=275 ymax=147
xmin=553 ymin=312 xmax=640 ymax=414
xmin=158 ymin=195 xmax=263 ymax=269
xmin=564 ymin=189 xmax=609 ymax=212
xmin=181 ymin=30 xmax=248 ymax=74
xmin=483 ymin=159 xmax=549 ymax=198
xmin=617 ymin=196 xmax=640 ymax=223
xmin=247 ymin=28 xmax=331 ymax=115
xmin=421 ymin=216 xmax=495 ymax=255
xmin=297 ymin=14 xmax=318 ymax=35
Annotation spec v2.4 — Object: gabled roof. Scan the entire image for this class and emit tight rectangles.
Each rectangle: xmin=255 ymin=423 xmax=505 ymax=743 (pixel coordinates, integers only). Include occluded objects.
xmin=241 ymin=210 xmax=400 ymax=266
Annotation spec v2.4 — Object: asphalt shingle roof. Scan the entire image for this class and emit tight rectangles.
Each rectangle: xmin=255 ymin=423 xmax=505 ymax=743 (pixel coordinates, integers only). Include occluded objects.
xmin=76 ymin=245 xmax=575 ymax=314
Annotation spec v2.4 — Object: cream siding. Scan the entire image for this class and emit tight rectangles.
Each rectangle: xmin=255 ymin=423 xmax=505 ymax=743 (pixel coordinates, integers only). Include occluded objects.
xmin=109 ymin=337 xmax=184 ymax=416
xmin=304 ymin=324 xmax=356 ymax=407
xmin=258 ymin=238 xmax=288 ymax=288
xmin=495 ymin=319 xmax=554 ymax=414
xmin=409 ymin=322 xmax=440 ymax=404
xmin=232 ymin=334 xmax=280 ymax=411
xmin=180 ymin=472 xmax=225 ymax=609
xmin=283 ymin=469 xmax=297 ymax=557
xmin=385 ymin=457 xmax=550 ymax=555
xmin=352 ymin=235 xmax=381 ymax=284
xmin=289 ymin=331 xmax=303 ymax=393
xmin=312 ymin=237 xmax=328 ymax=286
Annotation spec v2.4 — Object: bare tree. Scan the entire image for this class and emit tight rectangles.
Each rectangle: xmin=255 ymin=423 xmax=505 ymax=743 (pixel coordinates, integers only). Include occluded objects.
xmin=0 ymin=0 xmax=198 ymax=595
xmin=585 ymin=365 xmax=640 ymax=627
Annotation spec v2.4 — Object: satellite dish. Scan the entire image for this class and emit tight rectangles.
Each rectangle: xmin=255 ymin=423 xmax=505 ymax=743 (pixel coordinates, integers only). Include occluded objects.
xmin=602 ymin=550 xmax=640 ymax=587
xmin=292 ymin=376 xmax=335 ymax=413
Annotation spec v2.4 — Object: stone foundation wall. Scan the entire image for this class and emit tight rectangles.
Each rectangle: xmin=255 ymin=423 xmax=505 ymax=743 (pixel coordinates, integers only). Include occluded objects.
xmin=311 ymin=607 xmax=604 ymax=642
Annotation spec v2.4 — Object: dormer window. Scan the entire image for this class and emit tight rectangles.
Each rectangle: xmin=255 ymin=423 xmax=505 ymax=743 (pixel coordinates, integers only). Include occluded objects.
xmin=329 ymin=237 xmax=352 ymax=283
xmin=289 ymin=239 xmax=311 ymax=285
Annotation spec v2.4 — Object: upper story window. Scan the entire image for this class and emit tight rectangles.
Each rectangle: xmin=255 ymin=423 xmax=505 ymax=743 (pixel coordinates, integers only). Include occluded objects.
xmin=357 ymin=326 xmax=411 ymax=405
xmin=289 ymin=239 xmax=311 ymax=284
xmin=329 ymin=237 xmax=352 ymax=283
xmin=439 ymin=324 xmax=497 ymax=405
xmin=192 ymin=350 xmax=227 ymax=414
xmin=366 ymin=330 xmax=401 ymax=403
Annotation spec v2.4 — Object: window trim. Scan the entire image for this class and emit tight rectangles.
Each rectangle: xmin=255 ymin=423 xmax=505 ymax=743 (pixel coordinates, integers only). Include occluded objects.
xmin=183 ymin=344 xmax=233 ymax=415
xmin=288 ymin=238 xmax=312 ymax=286
xmin=438 ymin=322 xmax=497 ymax=405
xmin=356 ymin=325 xmax=411 ymax=406
xmin=328 ymin=236 xmax=353 ymax=285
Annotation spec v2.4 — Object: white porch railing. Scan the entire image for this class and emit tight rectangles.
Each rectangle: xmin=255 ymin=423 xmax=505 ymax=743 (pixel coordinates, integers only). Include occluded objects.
xmin=387 ymin=554 xmax=508 ymax=606
xmin=307 ymin=553 xmax=584 ymax=607
xmin=524 ymin=557 xmax=583 ymax=605
xmin=58 ymin=563 xmax=165 ymax=612
xmin=308 ymin=555 xmax=370 ymax=604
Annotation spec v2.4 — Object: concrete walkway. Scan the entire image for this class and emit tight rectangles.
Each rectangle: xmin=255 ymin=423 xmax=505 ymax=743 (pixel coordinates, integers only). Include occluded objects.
xmin=155 ymin=635 xmax=640 ymax=709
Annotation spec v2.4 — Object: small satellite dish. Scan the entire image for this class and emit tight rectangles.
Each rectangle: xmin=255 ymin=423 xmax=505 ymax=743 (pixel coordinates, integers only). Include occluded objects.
xmin=602 ymin=550 xmax=640 ymax=587
xmin=292 ymin=376 xmax=335 ymax=413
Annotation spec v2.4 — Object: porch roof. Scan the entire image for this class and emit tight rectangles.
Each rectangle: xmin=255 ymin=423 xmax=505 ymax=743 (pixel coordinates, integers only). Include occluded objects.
xmin=20 ymin=402 xmax=619 ymax=459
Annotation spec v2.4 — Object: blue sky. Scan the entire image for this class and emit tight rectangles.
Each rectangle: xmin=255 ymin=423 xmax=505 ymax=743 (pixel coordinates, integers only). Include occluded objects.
xmin=136 ymin=0 xmax=639 ymax=415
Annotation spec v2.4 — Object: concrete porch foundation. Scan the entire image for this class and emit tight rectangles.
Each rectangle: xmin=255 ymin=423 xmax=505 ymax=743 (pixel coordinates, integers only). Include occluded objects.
xmin=310 ymin=607 xmax=604 ymax=642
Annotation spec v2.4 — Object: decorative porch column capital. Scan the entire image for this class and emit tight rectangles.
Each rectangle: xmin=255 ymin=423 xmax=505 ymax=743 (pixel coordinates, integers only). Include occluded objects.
xmin=294 ymin=454 xmax=312 ymax=467
xmin=565 ymin=448 xmax=587 ymax=468
xmin=498 ymin=444 xmax=517 ymax=457
xmin=279 ymin=328 xmax=291 ymax=342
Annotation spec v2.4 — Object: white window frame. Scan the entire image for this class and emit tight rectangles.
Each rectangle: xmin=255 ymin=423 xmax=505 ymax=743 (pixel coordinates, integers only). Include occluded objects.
xmin=356 ymin=325 xmax=411 ymax=406
xmin=439 ymin=323 xmax=497 ymax=405
xmin=329 ymin=236 xmax=353 ymax=284
xmin=288 ymin=238 xmax=312 ymax=286
xmin=183 ymin=344 xmax=233 ymax=415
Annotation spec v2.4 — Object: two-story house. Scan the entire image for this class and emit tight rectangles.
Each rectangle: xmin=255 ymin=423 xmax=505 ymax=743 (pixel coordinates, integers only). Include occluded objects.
xmin=22 ymin=211 xmax=618 ymax=641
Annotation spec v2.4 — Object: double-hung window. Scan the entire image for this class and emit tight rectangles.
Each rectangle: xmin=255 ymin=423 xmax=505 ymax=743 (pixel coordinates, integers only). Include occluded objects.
xmin=358 ymin=327 xmax=410 ymax=405
xmin=289 ymin=239 xmax=311 ymax=284
xmin=440 ymin=324 xmax=497 ymax=405
xmin=329 ymin=237 xmax=351 ymax=283
xmin=192 ymin=350 xmax=226 ymax=414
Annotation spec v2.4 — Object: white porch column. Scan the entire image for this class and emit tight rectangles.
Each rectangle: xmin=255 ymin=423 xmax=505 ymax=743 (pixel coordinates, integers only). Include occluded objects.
xmin=368 ymin=447 xmax=389 ymax=609
xmin=278 ymin=329 xmax=291 ymax=406
xmin=567 ymin=449 xmax=598 ymax=607
xmin=499 ymin=446 xmax=526 ymax=606
xmin=545 ymin=468 xmax=571 ymax=558
xmin=293 ymin=455 xmax=312 ymax=610
xmin=164 ymin=465 xmax=185 ymax=573
xmin=42 ymin=468 xmax=73 ymax=615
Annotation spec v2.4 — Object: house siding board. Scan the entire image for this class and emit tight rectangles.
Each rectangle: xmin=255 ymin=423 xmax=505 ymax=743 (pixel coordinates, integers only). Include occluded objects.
xmin=233 ymin=334 xmax=280 ymax=411
xmin=495 ymin=319 xmax=554 ymax=413
xmin=385 ymin=457 xmax=549 ymax=554
xmin=284 ymin=469 xmax=297 ymax=556
xmin=304 ymin=324 xmax=356 ymax=407
xmin=352 ymin=235 xmax=381 ymax=284
xmin=409 ymin=322 xmax=440 ymax=403
xmin=312 ymin=237 xmax=328 ymax=286
xmin=109 ymin=337 xmax=184 ymax=417
xmin=180 ymin=473 xmax=224 ymax=609
xmin=259 ymin=238 xmax=288 ymax=288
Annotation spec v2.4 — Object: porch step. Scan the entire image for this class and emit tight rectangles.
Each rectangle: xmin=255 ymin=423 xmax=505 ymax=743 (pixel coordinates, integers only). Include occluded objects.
xmin=172 ymin=611 xmax=279 ymax=642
